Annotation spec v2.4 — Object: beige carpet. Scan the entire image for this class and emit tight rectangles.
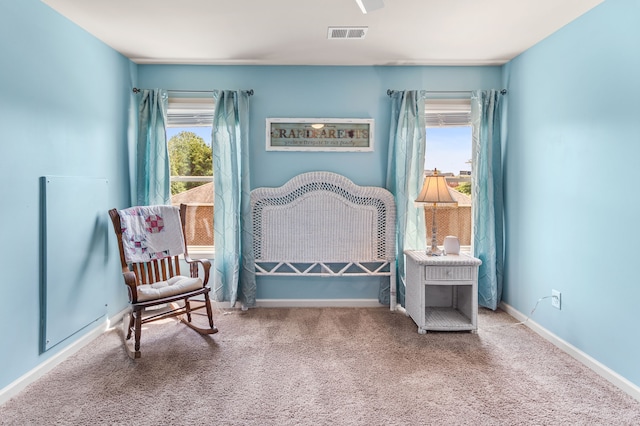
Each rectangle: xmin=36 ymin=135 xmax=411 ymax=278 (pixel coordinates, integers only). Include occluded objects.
xmin=1 ymin=307 xmax=639 ymax=425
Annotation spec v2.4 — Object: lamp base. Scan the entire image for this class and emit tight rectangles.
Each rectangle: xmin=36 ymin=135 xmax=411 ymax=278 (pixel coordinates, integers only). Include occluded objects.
xmin=426 ymin=246 xmax=443 ymax=256
xmin=426 ymin=204 xmax=444 ymax=256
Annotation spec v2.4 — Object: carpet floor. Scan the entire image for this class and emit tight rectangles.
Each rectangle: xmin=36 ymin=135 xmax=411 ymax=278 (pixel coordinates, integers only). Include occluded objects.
xmin=1 ymin=307 xmax=639 ymax=425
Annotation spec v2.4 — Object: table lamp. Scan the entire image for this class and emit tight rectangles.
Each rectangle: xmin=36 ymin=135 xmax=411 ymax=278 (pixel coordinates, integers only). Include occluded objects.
xmin=415 ymin=169 xmax=458 ymax=256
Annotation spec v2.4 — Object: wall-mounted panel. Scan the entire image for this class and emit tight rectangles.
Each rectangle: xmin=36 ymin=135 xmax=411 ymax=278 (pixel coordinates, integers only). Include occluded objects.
xmin=41 ymin=176 xmax=109 ymax=352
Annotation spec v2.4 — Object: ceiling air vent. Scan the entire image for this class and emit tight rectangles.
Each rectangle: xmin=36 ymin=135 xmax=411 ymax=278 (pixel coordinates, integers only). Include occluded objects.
xmin=327 ymin=26 xmax=368 ymax=40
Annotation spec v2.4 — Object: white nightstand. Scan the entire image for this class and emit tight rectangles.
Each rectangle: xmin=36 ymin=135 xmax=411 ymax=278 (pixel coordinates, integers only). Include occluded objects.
xmin=404 ymin=250 xmax=482 ymax=334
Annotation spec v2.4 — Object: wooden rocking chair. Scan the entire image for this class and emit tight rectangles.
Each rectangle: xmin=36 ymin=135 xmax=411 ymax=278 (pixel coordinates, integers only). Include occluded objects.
xmin=108 ymin=204 xmax=218 ymax=359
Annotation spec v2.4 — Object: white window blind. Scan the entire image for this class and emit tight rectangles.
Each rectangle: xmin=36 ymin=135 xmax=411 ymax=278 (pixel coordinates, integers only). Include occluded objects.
xmin=425 ymin=99 xmax=471 ymax=128
xmin=166 ymin=97 xmax=215 ymax=127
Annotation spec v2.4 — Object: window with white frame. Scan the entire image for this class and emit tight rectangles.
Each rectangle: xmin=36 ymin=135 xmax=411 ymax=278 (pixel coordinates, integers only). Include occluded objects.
xmin=166 ymin=97 xmax=215 ymax=255
xmin=424 ymin=98 xmax=472 ymax=251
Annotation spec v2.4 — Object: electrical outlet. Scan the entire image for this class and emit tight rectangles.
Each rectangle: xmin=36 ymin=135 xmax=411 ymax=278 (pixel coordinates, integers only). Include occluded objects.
xmin=551 ymin=290 xmax=561 ymax=310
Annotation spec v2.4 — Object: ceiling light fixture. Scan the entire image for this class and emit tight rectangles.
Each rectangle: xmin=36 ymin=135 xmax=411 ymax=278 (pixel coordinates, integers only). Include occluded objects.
xmin=355 ymin=0 xmax=385 ymax=14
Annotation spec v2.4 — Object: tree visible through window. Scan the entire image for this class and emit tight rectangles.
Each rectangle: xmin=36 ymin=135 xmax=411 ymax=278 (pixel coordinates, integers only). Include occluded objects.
xmin=169 ymin=131 xmax=212 ymax=195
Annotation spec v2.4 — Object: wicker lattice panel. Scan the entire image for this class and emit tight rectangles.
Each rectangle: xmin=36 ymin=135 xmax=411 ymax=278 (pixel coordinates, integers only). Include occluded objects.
xmin=251 ymin=172 xmax=395 ymax=264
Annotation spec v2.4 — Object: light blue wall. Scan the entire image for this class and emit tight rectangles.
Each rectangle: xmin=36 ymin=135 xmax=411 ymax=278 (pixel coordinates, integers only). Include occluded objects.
xmin=503 ymin=0 xmax=640 ymax=387
xmin=139 ymin=65 xmax=502 ymax=299
xmin=0 ymin=1 xmax=134 ymax=389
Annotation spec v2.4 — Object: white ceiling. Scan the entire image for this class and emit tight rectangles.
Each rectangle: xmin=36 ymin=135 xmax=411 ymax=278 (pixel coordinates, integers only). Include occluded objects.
xmin=41 ymin=0 xmax=604 ymax=66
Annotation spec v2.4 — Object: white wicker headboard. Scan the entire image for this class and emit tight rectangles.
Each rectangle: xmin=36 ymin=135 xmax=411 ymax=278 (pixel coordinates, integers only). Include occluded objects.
xmin=250 ymin=171 xmax=396 ymax=307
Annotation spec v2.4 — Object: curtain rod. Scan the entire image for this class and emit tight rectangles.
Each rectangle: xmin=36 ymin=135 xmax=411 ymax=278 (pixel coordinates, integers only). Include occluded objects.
xmin=132 ymin=88 xmax=254 ymax=96
xmin=386 ymin=89 xmax=507 ymax=96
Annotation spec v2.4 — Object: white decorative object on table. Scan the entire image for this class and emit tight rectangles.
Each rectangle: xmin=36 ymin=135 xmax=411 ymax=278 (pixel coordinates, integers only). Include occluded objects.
xmin=404 ymin=250 xmax=481 ymax=334
xmin=443 ymin=236 xmax=460 ymax=255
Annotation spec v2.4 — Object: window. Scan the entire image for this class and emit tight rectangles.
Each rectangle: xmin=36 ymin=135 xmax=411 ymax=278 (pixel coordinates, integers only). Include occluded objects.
xmin=166 ymin=97 xmax=215 ymax=256
xmin=424 ymin=99 xmax=472 ymax=251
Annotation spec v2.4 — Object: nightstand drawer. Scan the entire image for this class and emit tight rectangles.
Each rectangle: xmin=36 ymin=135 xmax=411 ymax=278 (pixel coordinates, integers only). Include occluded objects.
xmin=424 ymin=266 xmax=473 ymax=281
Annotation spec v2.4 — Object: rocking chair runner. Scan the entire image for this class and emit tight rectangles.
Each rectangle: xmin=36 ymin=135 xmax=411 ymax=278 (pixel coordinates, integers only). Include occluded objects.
xmin=108 ymin=204 xmax=218 ymax=359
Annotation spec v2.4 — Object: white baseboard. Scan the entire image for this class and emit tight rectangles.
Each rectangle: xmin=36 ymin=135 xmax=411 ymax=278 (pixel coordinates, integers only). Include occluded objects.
xmin=255 ymin=298 xmax=384 ymax=308
xmin=151 ymin=299 xmax=386 ymax=310
xmin=500 ymin=302 xmax=640 ymax=403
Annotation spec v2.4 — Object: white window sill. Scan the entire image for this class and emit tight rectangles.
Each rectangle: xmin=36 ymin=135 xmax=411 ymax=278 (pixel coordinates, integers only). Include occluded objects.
xmin=184 ymin=247 xmax=215 ymax=260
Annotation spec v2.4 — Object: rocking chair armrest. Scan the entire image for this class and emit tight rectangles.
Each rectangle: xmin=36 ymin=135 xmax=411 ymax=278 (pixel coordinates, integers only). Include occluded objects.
xmin=122 ymin=270 xmax=139 ymax=303
xmin=184 ymin=256 xmax=211 ymax=286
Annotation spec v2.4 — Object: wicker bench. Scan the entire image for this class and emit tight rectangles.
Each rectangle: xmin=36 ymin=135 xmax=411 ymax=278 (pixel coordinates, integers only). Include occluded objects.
xmin=250 ymin=171 xmax=397 ymax=309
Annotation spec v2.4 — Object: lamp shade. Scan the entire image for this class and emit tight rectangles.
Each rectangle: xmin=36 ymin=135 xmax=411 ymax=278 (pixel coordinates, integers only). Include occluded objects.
xmin=415 ymin=170 xmax=458 ymax=206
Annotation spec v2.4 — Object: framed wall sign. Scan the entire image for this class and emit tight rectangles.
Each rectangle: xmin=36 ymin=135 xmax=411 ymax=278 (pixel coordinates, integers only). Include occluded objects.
xmin=266 ymin=118 xmax=374 ymax=152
